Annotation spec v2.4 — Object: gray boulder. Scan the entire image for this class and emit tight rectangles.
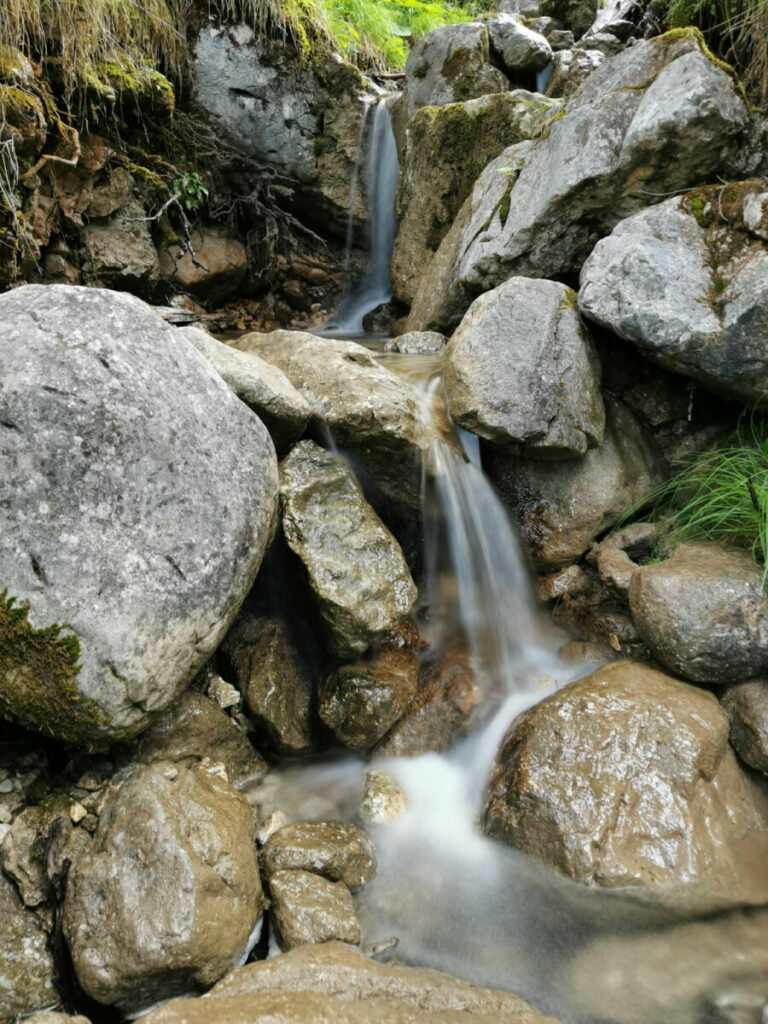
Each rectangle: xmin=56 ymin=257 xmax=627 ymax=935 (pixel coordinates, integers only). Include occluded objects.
xmin=486 ymin=398 xmax=663 ymax=568
xmin=444 ymin=277 xmax=604 ymax=457
xmin=579 ymin=181 xmax=768 ymax=403
xmin=262 ymin=822 xmax=377 ymax=888
xmin=721 ymin=679 xmax=768 ymax=774
xmin=483 ymin=659 xmax=768 ymax=911
xmin=411 ymin=31 xmax=750 ymax=334
xmin=487 ymin=15 xmax=553 ymax=72
xmin=279 ymin=441 xmax=417 ymax=658
xmin=629 ymin=543 xmax=768 ymax=684
xmin=545 ymin=47 xmax=604 ymax=98
xmin=63 ymin=761 xmax=264 ymax=1012
xmin=269 ymin=869 xmax=360 ymax=949
xmin=0 ymin=872 xmax=56 ymax=1016
xmin=179 ymin=326 xmax=310 ymax=451
xmin=402 ymin=23 xmax=509 ymax=122
xmin=235 ymin=330 xmax=428 ymax=510
xmin=0 ymin=285 xmax=278 ymax=744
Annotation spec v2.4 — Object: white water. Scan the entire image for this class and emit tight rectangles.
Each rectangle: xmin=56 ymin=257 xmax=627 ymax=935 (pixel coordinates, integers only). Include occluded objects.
xmin=328 ymin=97 xmax=399 ymax=334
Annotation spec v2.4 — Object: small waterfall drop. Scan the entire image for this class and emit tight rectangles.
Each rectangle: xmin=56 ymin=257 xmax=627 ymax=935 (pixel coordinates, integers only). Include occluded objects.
xmin=329 ymin=97 xmax=400 ymax=334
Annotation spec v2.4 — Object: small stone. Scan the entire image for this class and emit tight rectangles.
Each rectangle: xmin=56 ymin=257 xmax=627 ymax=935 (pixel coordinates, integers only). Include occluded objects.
xmin=207 ymin=676 xmax=241 ymax=710
xmin=359 ymin=770 xmax=407 ymax=824
xmin=0 ymin=779 xmax=14 ymax=794
xmin=269 ymin=869 xmax=361 ymax=950
xmin=69 ymin=803 xmax=87 ymax=824
xmin=257 ymin=811 xmax=289 ymax=847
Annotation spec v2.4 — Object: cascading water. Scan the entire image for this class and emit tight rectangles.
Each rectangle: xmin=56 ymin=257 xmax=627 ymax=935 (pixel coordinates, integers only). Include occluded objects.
xmin=328 ymin=96 xmax=400 ymax=334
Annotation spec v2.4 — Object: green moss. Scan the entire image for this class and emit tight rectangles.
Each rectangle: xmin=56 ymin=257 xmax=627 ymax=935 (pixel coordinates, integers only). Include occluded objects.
xmin=619 ymin=74 xmax=659 ymax=91
xmin=653 ymin=26 xmax=747 ymax=103
xmin=559 ymin=287 xmax=579 ymax=311
xmin=0 ymin=591 xmax=105 ymax=743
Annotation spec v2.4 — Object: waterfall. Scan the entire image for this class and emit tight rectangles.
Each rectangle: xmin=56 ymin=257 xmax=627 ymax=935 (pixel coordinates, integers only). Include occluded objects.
xmin=329 ymin=97 xmax=400 ymax=334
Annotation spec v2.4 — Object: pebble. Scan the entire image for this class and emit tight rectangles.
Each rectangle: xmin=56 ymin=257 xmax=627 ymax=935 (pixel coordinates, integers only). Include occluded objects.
xmin=0 ymin=778 xmax=15 ymax=794
xmin=207 ymin=676 xmax=241 ymax=710
xmin=69 ymin=802 xmax=87 ymax=824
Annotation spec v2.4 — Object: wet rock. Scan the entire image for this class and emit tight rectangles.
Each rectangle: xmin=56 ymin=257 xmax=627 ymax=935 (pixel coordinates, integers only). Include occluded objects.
xmin=158 ymin=225 xmax=248 ymax=304
xmin=721 ymin=680 xmax=768 ymax=774
xmin=359 ymin=769 xmax=408 ymax=824
xmin=629 ymin=543 xmax=768 ymax=684
xmin=487 ymin=15 xmax=553 ymax=72
xmin=234 ymin=330 xmax=427 ymax=510
xmin=402 ymin=23 xmax=509 ymax=122
xmin=487 ymin=398 xmax=663 ymax=569
xmin=140 ymin=941 xmax=556 ymax=1023
xmin=222 ymin=614 xmax=315 ymax=757
xmin=82 ymin=199 xmax=159 ymax=296
xmin=0 ymin=871 xmax=56 ymax=1016
xmin=180 ymin=326 xmax=310 ymax=451
xmin=385 ymin=331 xmax=447 ymax=354
xmin=579 ymin=181 xmax=768 ymax=403
xmin=392 ymin=93 xmax=560 ymax=304
xmin=62 ymin=761 xmax=264 ymax=1012
xmin=0 ymin=285 xmax=278 ymax=743
xmin=444 ymin=277 xmax=604 ymax=457
xmin=269 ymin=869 xmax=360 ymax=949
xmin=413 ymin=31 xmax=750 ymax=333
xmin=483 ymin=660 xmax=768 ymax=911
xmin=132 ymin=690 xmax=267 ymax=787
xmin=263 ymin=822 xmax=377 ymax=888
xmin=319 ymin=622 xmax=420 ymax=749
xmin=279 ymin=441 xmax=417 ymax=657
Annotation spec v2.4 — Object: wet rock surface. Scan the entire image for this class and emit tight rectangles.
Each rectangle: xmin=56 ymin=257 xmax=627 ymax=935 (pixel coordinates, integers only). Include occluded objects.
xmin=262 ymin=821 xmax=377 ymax=888
xmin=721 ymin=679 xmax=768 ymax=774
xmin=0 ymin=285 xmax=278 ymax=743
xmin=269 ymin=869 xmax=361 ymax=948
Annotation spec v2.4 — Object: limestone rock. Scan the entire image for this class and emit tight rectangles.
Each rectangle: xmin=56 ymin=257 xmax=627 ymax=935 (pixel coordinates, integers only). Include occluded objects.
xmin=158 ymin=225 xmax=248 ymax=304
xmin=319 ymin=621 xmax=420 ymax=749
xmin=279 ymin=441 xmax=417 ymax=657
xmin=402 ymin=23 xmax=509 ymax=122
xmin=545 ymin=47 xmax=604 ymax=99
xmin=444 ymin=278 xmax=604 ymax=457
xmin=487 ymin=15 xmax=553 ymax=73
xmin=721 ymin=679 xmax=768 ymax=774
xmin=234 ymin=330 xmax=427 ymax=510
xmin=222 ymin=614 xmax=315 ymax=756
xmin=0 ymin=285 xmax=278 ymax=743
xmin=263 ymin=822 xmax=376 ymax=889
xmin=412 ymin=31 xmax=750 ymax=334
xmin=629 ymin=543 xmax=768 ymax=684
xmin=139 ymin=941 xmax=557 ymax=1024
xmin=269 ymin=870 xmax=360 ymax=949
xmin=579 ymin=181 xmax=768 ymax=403
xmin=385 ymin=331 xmax=447 ymax=354
xmin=0 ymin=872 xmax=56 ymax=1017
xmin=486 ymin=399 xmax=663 ymax=569
xmin=63 ymin=761 xmax=264 ymax=1012
xmin=392 ymin=93 xmax=560 ymax=304
xmin=483 ymin=660 xmax=768 ymax=910
xmin=82 ymin=199 xmax=159 ymax=297
xmin=132 ymin=690 xmax=267 ymax=787
xmin=179 ymin=326 xmax=310 ymax=451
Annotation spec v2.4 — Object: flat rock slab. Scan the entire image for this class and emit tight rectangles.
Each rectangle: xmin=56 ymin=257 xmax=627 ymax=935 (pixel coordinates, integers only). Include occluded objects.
xmin=0 ymin=285 xmax=278 ymax=744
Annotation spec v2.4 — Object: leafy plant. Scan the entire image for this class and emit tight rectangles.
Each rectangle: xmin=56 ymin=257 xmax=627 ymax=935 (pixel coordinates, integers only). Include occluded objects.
xmin=173 ymin=171 xmax=208 ymax=213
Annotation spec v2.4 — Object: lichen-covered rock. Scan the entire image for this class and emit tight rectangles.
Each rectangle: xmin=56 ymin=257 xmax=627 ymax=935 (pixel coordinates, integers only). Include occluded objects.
xmin=720 ymin=679 xmax=768 ymax=774
xmin=444 ymin=277 xmax=604 ymax=457
xmin=63 ymin=761 xmax=264 ymax=1012
xmin=269 ymin=869 xmax=360 ymax=949
xmin=411 ymin=30 xmax=750 ymax=333
xmin=279 ymin=441 xmax=417 ymax=657
xmin=483 ymin=660 xmax=768 ymax=911
xmin=0 ymin=871 xmax=56 ymax=1016
xmin=0 ymin=286 xmax=278 ymax=744
xmin=132 ymin=690 xmax=267 ymax=787
xmin=82 ymin=199 xmax=159 ymax=297
xmin=402 ymin=23 xmax=509 ymax=122
xmin=222 ymin=614 xmax=315 ymax=757
xmin=487 ymin=15 xmax=553 ymax=72
xmin=579 ymin=181 xmax=768 ymax=403
xmin=629 ymin=544 xmax=768 ymax=684
xmin=486 ymin=399 xmax=663 ymax=569
xmin=392 ymin=93 xmax=561 ymax=304
xmin=262 ymin=821 xmax=377 ymax=888
xmin=235 ymin=331 xmax=428 ymax=510
xmin=158 ymin=225 xmax=248 ymax=304
xmin=179 ymin=326 xmax=310 ymax=451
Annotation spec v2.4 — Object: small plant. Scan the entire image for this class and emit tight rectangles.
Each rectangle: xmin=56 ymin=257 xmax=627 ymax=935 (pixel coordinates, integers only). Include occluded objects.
xmin=172 ymin=171 xmax=208 ymax=213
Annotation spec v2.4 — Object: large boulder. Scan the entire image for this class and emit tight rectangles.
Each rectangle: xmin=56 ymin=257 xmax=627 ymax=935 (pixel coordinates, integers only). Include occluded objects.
xmin=63 ymin=761 xmax=264 ymax=1012
xmin=178 ymin=326 xmax=311 ymax=451
xmin=486 ymin=398 xmax=663 ymax=569
xmin=279 ymin=441 xmax=417 ymax=658
xmin=487 ymin=15 xmax=553 ymax=73
xmin=482 ymin=660 xmax=768 ymax=911
xmin=629 ymin=543 xmax=768 ymax=684
xmin=444 ymin=278 xmax=604 ymax=458
xmin=392 ymin=92 xmax=560 ymax=304
xmin=401 ymin=24 xmax=509 ymax=123
xmin=0 ymin=872 xmax=56 ymax=1017
xmin=138 ymin=941 xmax=559 ymax=1024
xmin=409 ymin=30 xmax=750 ymax=334
xmin=721 ymin=679 xmax=768 ymax=774
xmin=579 ymin=181 xmax=768 ymax=403
xmin=234 ymin=330 xmax=428 ymax=510
xmin=0 ymin=285 xmax=278 ymax=744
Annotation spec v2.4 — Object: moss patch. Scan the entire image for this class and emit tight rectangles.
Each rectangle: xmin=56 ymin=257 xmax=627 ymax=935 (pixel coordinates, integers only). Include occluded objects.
xmin=0 ymin=591 xmax=105 ymax=744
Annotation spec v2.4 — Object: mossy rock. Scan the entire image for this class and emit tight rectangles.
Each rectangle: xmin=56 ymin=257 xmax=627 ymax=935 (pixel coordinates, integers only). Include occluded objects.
xmin=0 ymin=84 xmax=46 ymax=160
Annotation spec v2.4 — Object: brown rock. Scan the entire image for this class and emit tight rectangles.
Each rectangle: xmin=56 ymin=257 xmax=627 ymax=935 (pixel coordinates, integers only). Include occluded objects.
xmin=0 ymin=871 xmax=56 ymax=1016
xmin=269 ymin=869 xmax=360 ymax=949
xmin=262 ymin=821 xmax=376 ymax=888
xmin=158 ymin=225 xmax=248 ymax=304
xmin=720 ymin=679 xmax=768 ymax=773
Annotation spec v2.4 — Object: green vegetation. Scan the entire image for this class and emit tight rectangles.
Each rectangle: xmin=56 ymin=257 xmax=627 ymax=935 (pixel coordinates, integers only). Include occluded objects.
xmin=173 ymin=170 xmax=208 ymax=212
